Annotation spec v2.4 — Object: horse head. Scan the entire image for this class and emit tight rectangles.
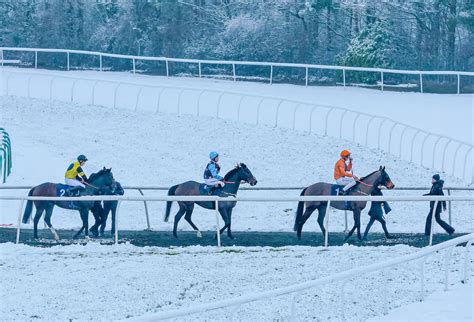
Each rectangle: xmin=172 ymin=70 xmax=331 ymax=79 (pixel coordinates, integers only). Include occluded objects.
xmin=375 ymin=166 xmax=395 ymax=190
xmin=236 ymin=163 xmax=258 ymax=186
xmin=89 ymin=167 xmax=115 ymax=189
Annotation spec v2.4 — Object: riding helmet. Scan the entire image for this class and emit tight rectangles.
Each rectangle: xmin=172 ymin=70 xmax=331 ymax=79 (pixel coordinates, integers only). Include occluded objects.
xmin=77 ymin=154 xmax=88 ymax=162
xmin=209 ymin=151 xmax=219 ymax=160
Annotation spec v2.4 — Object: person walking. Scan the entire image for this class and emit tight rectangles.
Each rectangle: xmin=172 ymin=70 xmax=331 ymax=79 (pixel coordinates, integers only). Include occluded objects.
xmin=424 ymin=174 xmax=455 ymax=236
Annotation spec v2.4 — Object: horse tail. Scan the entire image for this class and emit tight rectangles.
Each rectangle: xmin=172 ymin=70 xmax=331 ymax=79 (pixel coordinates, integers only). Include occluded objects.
xmin=294 ymin=187 xmax=307 ymax=231
xmin=22 ymin=188 xmax=35 ymax=224
xmin=164 ymin=185 xmax=179 ymax=222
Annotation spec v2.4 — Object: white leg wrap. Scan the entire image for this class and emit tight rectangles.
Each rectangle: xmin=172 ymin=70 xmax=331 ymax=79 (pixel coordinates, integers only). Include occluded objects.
xmin=196 ymin=230 xmax=202 ymax=238
xmin=49 ymin=227 xmax=60 ymax=240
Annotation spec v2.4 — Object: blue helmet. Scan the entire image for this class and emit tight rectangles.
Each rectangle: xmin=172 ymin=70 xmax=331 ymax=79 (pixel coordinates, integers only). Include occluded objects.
xmin=209 ymin=151 xmax=219 ymax=160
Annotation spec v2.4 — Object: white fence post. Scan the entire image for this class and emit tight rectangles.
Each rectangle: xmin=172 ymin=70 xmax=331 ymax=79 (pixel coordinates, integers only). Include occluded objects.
xmin=380 ymin=71 xmax=384 ymax=92
xmin=198 ymin=62 xmax=202 ymax=78
xmin=462 ymin=241 xmax=472 ymax=283
xmin=166 ymin=59 xmax=169 ymax=77
xmin=344 ymin=210 xmax=348 ymax=232
xmin=133 ymin=58 xmax=136 ymax=74
xmin=270 ymin=65 xmax=273 ymax=84
xmin=447 ymin=189 xmax=452 ymax=225
xmin=324 ymin=201 xmax=331 ymax=248
xmin=342 ymin=69 xmax=346 ymax=87
xmin=138 ymin=189 xmax=151 ymax=230
xmin=16 ymin=199 xmax=25 ymax=244
xmin=232 ymin=63 xmax=236 ymax=81
xmin=419 ymin=73 xmax=423 ymax=93
xmin=114 ymin=200 xmax=122 ymax=245
xmin=444 ymin=247 xmax=453 ymax=291
xmin=419 ymin=258 xmax=426 ymax=301
xmin=305 ymin=67 xmax=308 ymax=87
xmin=99 ymin=54 xmax=102 ymax=71
xmin=34 ymin=50 xmax=37 ymax=69
xmin=215 ymin=199 xmax=221 ymax=247
xmin=457 ymin=74 xmax=460 ymax=94
xmin=67 ymin=51 xmax=70 ymax=71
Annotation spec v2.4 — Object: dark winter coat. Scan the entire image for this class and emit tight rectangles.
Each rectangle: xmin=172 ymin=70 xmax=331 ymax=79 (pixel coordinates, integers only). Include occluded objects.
xmin=423 ymin=180 xmax=447 ymax=212
xmin=368 ymin=189 xmax=391 ymax=219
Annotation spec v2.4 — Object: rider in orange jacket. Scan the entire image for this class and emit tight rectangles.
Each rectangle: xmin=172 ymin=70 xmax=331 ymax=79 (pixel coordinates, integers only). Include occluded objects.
xmin=334 ymin=150 xmax=359 ymax=192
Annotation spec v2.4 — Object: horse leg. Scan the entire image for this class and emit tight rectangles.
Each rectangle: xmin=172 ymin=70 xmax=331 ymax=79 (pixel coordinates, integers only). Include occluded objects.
xmin=32 ymin=206 xmax=45 ymax=239
xmin=89 ymin=202 xmax=101 ymax=237
xmin=226 ymin=208 xmax=234 ymax=239
xmin=183 ymin=204 xmax=201 ymax=238
xmin=354 ymin=209 xmax=362 ymax=240
xmin=44 ymin=204 xmax=60 ymax=241
xmin=217 ymin=208 xmax=230 ymax=237
xmin=317 ymin=205 xmax=327 ymax=237
xmin=73 ymin=210 xmax=88 ymax=239
xmin=296 ymin=205 xmax=317 ymax=240
xmin=173 ymin=203 xmax=187 ymax=238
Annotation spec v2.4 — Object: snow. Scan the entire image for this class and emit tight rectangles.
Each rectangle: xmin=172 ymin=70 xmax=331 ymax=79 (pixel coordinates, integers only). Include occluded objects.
xmin=0 ymin=242 xmax=472 ymax=321
xmin=2 ymin=67 xmax=472 ymax=145
xmin=1 ymin=96 xmax=472 ymax=235
xmin=369 ymin=282 xmax=473 ymax=322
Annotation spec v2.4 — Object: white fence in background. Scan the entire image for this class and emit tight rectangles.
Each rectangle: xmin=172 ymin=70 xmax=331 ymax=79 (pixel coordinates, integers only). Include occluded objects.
xmin=127 ymin=233 xmax=474 ymax=321
xmin=1 ymin=47 xmax=474 ymax=94
xmin=3 ymin=194 xmax=473 ymax=248
xmin=1 ymin=185 xmax=473 ymax=232
xmin=2 ymin=68 xmax=473 ymax=183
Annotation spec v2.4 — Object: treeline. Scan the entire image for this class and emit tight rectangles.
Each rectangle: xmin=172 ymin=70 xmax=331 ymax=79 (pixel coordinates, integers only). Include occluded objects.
xmin=1 ymin=0 xmax=473 ymax=72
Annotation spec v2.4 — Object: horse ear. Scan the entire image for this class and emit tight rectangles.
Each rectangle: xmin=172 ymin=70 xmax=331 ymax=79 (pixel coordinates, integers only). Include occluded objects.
xmin=382 ymin=166 xmax=385 ymax=171
xmin=379 ymin=166 xmax=382 ymax=171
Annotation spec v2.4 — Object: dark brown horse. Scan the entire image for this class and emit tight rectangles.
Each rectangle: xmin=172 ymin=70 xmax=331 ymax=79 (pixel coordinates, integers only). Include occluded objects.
xmin=22 ymin=168 xmax=115 ymax=240
xmin=294 ymin=166 xmax=395 ymax=241
xmin=164 ymin=163 xmax=257 ymax=239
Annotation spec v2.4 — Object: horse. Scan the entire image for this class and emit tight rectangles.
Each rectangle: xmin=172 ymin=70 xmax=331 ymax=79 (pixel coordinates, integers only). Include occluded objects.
xmin=164 ymin=163 xmax=257 ymax=239
xmin=294 ymin=166 xmax=395 ymax=242
xmin=22 ymin=168 xmax=115 ymax=240
xmin=90 ymin=181 xmax=124 ymax=237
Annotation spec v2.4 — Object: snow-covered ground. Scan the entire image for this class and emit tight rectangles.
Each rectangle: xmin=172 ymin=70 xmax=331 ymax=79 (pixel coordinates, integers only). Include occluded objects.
xmin=0 ymin=241 xmax=472 ymax=321
xmin=369 ymin=282 xmax=473 ymax=322
xmin=2 ymin=67 xmax=472 ymax=144
xmin=1 ymin=96 xmax=472 ymax=234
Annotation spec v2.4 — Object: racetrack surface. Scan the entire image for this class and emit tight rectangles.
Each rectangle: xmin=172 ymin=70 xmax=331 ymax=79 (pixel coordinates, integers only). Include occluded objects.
xmin=0 ymin=228 xmax=465 ymax=248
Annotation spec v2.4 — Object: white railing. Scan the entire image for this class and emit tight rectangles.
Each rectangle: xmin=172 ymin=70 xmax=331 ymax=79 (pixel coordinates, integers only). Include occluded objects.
xmin=3 ymin=194 xmax=473 ymax=248
xmin=126 ymin=232 xmax=474 ymax=321
xmin=2 ymin=47 xmax=474 ymax=94
xmin=3 ymin=68 xmax=473 ymax=184
xmin=1 ymin=185 xmax=473 ymax=232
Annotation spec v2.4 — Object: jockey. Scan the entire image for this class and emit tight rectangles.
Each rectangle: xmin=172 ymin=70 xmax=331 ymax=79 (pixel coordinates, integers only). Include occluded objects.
xmin=203 ymin=151 xmax=225 ymax=194
xmin=334 ymin=150 xmax=359 ymax=192
xmin=65 ymin=155 xmax=88 ymax=190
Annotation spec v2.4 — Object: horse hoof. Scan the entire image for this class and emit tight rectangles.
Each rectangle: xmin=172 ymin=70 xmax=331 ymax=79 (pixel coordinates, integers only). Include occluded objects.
xmin=196 ymin=231 xmax=202 ymax=238
xmin=228 ymin=235 xmax=234 ymax=240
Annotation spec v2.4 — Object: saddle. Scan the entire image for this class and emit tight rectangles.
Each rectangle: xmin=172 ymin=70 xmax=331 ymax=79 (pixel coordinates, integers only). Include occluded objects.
xmin=199 ymin=183 xmax=222 ymax=196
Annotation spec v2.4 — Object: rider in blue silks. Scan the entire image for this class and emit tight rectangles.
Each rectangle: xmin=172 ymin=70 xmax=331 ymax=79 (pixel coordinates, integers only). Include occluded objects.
xmin=203 ymin=151 xmax=225 ymax=195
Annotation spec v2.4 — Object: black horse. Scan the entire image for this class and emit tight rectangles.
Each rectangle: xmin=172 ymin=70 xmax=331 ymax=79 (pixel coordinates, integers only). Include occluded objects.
xmin=90 ymin=181 xmax=124 ymax=237
xmin=294 ymin=166 xmax=395 ymax=242
xmin=164 ymin=163 xmax=257 ymax=239
xmin=22 ymin=168 xmax=115 ymax=240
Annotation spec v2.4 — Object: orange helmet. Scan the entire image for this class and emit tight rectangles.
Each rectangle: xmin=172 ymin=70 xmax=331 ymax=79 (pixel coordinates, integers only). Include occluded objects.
xmin=340 ymin=150 xmax=351 ymax=157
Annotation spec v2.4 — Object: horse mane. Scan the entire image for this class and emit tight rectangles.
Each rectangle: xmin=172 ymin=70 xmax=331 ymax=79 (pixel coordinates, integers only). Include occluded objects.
xmin=89 ymin=168 xmax=109 ymax=181
xmin=224 ymin=163 xmax=244 ymax=180
xmin=359 ymin=169 xmax=380 ymax=182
